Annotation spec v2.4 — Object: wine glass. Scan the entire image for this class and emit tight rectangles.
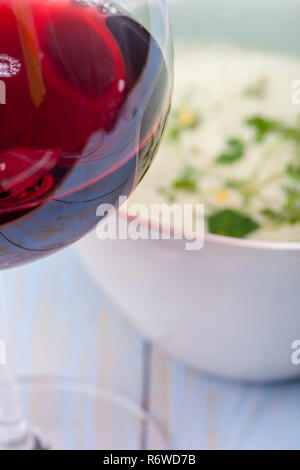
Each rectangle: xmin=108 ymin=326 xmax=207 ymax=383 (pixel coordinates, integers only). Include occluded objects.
xmin=0 ymin=0 xmax=172 ymax=450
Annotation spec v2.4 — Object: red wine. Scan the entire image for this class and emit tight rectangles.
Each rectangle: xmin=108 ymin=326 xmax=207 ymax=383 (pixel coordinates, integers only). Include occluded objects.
xmin=0 ymin=0 xmax=170 ymax=268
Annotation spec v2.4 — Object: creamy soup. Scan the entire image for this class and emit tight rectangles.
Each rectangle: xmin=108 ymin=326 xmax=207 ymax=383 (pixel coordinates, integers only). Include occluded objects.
xmin=128 ymin=42 xmax=300 ymax=242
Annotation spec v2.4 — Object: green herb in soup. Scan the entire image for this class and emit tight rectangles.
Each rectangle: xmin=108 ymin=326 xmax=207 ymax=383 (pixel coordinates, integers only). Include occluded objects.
xmin=129 ymin=43 xmax=300 ymax=242
xmin=246 ymin=116 xmax=282 ymax=142
xmin=172 ymin=166 xmax=198 ymax=192
xmin=244 ymin=77 xmax=268 ymax=100
xmin=208 ymin=209 xmax=259 ymax=238
xmin=216 ymin=138 xmax=245 ymax=164
xmin=287 ymin=164 xmax=300 ymax=182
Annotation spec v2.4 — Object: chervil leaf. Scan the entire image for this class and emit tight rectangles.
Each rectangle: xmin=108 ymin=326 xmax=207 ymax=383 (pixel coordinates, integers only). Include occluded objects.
xmin=166 ymin=126 xmax=180 ymax=141
xmin=282 ymin=126 xmax=300 ymax=144
xmin=216 ymin=138 xmax=245 ymax=164
xmin=172 ymin=167 xmax=198 ymax=192
xmin=263 ymin=188 xmax=300 ymax=225
xmin=244 ymin=77 xmax=267 ymax=99
xmin=208 ymin=209 xmax=259 ymax=238
xmin=261 ymin=209 xmax=286 ymax=224
xmin=246 ymin=116 xmax=282 ymax=142
xmin=157 ymin=186 xmax=176 ymax=203
xmin=285 ymin=187 xmax=300 ymax=210
xmin=287 ymin=164 xmax=300 ymax=181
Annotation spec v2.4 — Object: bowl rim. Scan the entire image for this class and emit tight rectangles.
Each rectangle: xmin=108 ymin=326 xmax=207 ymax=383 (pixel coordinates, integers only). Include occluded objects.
xmin=119 ymin=209 xmax=300 ymax=252
xmin=204 ymin=232 xmax=300 ymax=252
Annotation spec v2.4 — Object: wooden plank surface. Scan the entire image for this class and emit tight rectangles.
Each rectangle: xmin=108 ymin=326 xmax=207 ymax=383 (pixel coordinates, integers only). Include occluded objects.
xmin=3 ymin=247 xmax=300 ymax=450
xmin=149 ymin=347 xmax=300 ymax=450
xmin=4 ymin=248 xmax=147 ymax=449
xmin=5 ymin=249 xmax=144 ymax=398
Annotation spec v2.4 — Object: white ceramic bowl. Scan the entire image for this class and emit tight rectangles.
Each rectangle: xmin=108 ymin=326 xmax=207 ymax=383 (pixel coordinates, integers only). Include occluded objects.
xmin=76 ymin=0 xmax=300 ymax=382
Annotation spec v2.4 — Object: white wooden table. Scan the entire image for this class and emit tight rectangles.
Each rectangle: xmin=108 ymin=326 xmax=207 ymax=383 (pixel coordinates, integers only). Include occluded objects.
xmin=4 ymin=247 xmax=300 ymax=450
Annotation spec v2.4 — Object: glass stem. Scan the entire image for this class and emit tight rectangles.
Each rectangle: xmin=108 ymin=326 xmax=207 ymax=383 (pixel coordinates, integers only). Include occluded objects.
xmin=0 ymin=272 xmax=35 ymax=450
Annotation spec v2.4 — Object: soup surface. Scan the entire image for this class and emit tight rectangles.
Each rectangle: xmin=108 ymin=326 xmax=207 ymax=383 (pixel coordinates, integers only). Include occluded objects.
xmin=129 ymin=42 xmax=300 ymax=242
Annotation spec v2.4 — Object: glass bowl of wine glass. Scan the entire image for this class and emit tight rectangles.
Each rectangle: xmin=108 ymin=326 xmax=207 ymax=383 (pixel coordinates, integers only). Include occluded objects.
xmin=0 ymin=0 xmax=172 ymax=450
